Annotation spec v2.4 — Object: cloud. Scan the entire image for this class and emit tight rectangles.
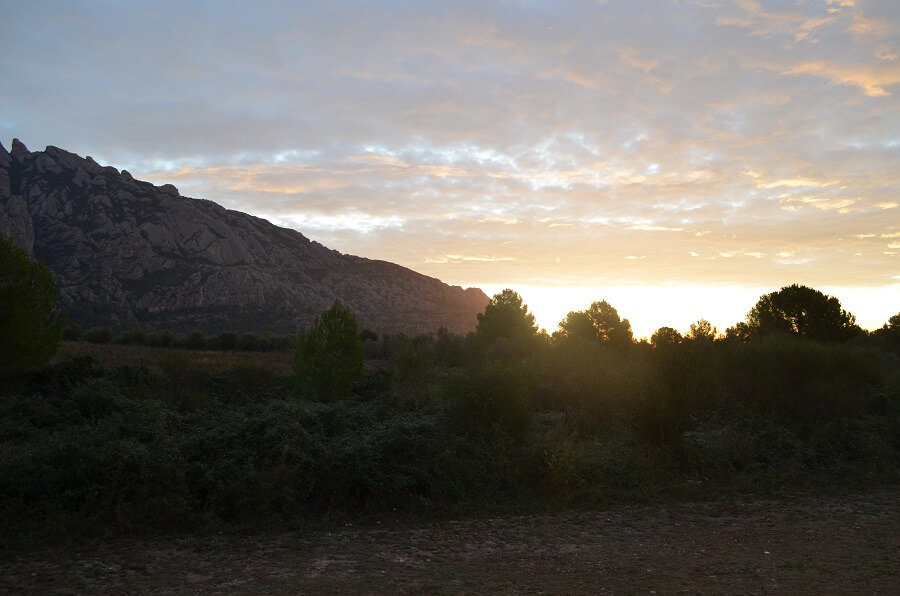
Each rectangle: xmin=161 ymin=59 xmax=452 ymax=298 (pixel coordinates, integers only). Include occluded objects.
xmin=627 ymin=225 xmax=685 ymax=232
xmin=780 ymin=61 xmax=899 ymax=96
xmin=0 ymin=0 xmax=898 ymax=300
xmin=759 ymin=178 xmax=838 ymax=189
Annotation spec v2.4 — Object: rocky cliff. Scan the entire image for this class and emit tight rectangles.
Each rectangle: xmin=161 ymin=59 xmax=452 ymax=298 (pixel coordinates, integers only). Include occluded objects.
xmin=0 ymin=139 xmax=488 ymax=334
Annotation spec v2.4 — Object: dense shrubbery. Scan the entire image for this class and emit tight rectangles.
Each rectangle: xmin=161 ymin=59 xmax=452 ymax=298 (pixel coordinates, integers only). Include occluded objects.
xmin=2 ymin=289 xmax=899 ymax=543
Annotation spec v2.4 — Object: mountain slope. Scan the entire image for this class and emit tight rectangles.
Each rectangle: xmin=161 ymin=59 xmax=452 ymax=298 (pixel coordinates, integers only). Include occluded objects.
xmin=0 ymin=139 xmax=488 ymax=334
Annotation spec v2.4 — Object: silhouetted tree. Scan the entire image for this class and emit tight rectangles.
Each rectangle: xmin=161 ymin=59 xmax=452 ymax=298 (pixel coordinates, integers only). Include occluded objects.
xmin=476 ymin=289 xmax=538 ymax=343
xmin=873 ymin=312 xmax=900 ymax=353
xmin=725 ymin=321 xmax=751 ymax=342
xmin=651 ymin=326 xmax=683 ymax=349
xmin=557 ymin=311 xmax=595 ymax=342
xmin=746 ymin=284 xmax=859 ymax=342
xmin=295 ymin=300 xmax=364 ymax=401
xmin=558 ymin=300 xmax=633 ymax=348
xmin=0 ymin=234 xmax=62 ymax=374
xmin=687 ymin=319 xmax=716 ymax=342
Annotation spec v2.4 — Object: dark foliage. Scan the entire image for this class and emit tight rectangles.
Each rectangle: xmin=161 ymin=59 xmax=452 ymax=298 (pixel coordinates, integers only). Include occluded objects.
xmin=2 ymin=288 xmax=898 ymax=545
xmin=475 ymin=289 xmax=538 ymax=344
xmin=295 ymin=300 xmax=364 ymax=401
xmin=0 ymin=234 xmax=62 ymax=375
xmin=746 ymin=284 xmax=860 ymax=342
xmin=557 ymin=300 xmax=634 ymax=348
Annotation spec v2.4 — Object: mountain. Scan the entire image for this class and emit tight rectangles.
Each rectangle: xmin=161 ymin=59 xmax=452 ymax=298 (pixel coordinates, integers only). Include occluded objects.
xmin=0 ymin=139 xmax=489 ymax=335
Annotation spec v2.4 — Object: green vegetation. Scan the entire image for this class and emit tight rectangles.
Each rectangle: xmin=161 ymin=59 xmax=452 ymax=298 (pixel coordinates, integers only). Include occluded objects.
xmin=1 ymin=287 xmax=898 ymax=545
xmin=295 ymin=300 xmax=364 ymax=401
xmin=0 ymin=234 xmax=62 ymax=376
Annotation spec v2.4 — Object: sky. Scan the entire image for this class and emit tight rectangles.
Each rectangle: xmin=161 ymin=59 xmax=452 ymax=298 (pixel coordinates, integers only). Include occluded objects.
xmin=1 ymin=0 xmax=898 ymax=337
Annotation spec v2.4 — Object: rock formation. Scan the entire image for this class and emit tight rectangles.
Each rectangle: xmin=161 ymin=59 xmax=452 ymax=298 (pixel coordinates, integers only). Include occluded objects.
xmin=0 ymin=139 xmax=488 ymax=334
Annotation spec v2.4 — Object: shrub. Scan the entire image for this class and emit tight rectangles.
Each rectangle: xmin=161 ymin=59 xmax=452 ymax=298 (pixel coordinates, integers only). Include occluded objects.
xmin=216 ymin=332 xmax=238 ymax=351
xmin=185 ymin=331 xmax=206 ymax=350
xmin=61 ymin=324 xmax=82 ymax=342
xmin=146 ymin=329 xmax=176 ymax=348
xmin=721 ymin=336 xmax=883 ymax=424
xmin=237 ymin=332 xmax=260 ymax=352
xmin=116 ymin=327 xmax=147 ymax=345
xmin=83 ymin=326 xmax=114 ymax=344
xmin=446 ymin=361 xmax=535 ymax=442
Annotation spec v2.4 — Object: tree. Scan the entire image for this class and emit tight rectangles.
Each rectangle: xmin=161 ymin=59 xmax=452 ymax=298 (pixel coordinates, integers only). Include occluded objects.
xmin=745 ymin=284 xmax=859 ymax=342
xmin=0 ymin=234 xmax=62 ymax=375
xmin=651 ymin=326 xmax=683 ymax=349
xmin=724 ymin=321 xmax=751 ymax=342
xmin=295 ymin=300 xmax=364 ymax=401
xmin=687 ymin=319 xmax=717 ymax=342
xmin=557 ymin=310 xmax=595 ymax=342
xmin=475 ymin=289 xmax=538 ymax=343
xmin=873 ymin=312 xmax=900 ymax=353
xmin=558 ymin=300 xmax=633 ymax=348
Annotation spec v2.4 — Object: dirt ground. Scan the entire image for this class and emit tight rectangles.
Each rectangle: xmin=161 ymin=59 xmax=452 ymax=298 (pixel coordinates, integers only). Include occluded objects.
xmin=2 ymin=488 xmax=897 ymax=594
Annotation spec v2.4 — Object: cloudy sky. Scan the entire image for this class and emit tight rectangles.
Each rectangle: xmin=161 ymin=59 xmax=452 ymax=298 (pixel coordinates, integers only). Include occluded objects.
xmin=2 ymin=0 xmax=898 ymax=336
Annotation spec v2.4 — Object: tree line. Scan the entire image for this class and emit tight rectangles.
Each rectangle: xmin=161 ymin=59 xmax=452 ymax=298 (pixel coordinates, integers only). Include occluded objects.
xmin=2 ymin=233 xmax=899 ymax=377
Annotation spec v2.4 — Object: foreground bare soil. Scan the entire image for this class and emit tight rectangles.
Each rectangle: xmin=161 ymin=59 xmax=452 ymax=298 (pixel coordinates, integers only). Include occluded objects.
xmin=2 ymin=488 xmax=897 ymax=594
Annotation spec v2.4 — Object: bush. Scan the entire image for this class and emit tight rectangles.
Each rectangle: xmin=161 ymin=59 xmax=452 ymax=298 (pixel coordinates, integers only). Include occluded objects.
xmin=83 ymin=326 xmax=114 ymax=344
xmin=0 ymin=378 xmax=191 ymax=537
xmin=216 ymin=332 xmax=238 ymax=351
xmin=184 ymin=331 xmax=206 ymax=350
xmin=446 ymin=361 xmax=535 ymax=442
xmin=2 ymin=305 xmax=899 ymax=543
xmin=721 ymin=336 xmax=883 ymax=424
xmin=116 ymin=327 xmax=147 ymax=345
xmin=237 ymin=332 xmax=260 ymax=352
xmin=61 ymin=324 xmax=82 ymax=341
xmin=146 ymin=329 xmax=176 ymax=348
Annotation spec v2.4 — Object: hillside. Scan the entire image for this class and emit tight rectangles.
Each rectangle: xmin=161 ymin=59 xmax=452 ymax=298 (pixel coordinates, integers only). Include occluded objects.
xmin=0 ymin=139 xmax=488 ymax=334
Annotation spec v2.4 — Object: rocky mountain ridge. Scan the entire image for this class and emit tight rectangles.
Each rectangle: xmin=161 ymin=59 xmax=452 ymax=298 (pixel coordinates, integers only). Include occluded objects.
xmin=0 ymin=139 xmax=488 ymax=334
